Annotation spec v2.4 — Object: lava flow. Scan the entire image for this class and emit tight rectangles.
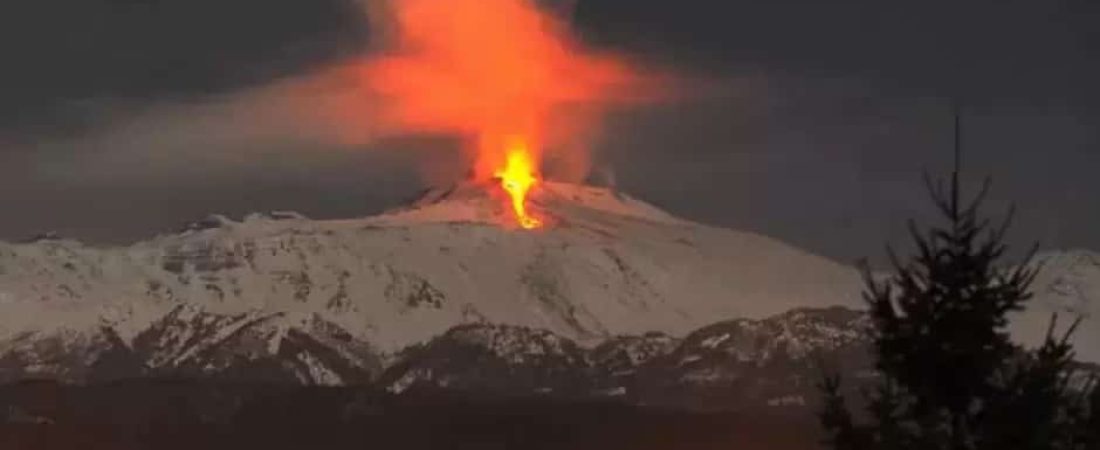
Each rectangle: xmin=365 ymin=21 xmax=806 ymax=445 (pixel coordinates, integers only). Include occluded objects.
xmin=495 ymin=141 xmax=541 ymax=229
xmin=361 ymin=0 xmax=641 ymax=230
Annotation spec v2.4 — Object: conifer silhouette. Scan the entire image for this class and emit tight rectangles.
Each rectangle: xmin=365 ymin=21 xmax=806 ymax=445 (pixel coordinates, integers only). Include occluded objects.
xmin=819 ymin=108 xmax=1097 ymax=450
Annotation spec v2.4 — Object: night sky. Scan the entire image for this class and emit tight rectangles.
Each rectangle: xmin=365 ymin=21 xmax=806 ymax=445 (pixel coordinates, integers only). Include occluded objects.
xmin=1 ymin=0 xmax=1098 ymax=264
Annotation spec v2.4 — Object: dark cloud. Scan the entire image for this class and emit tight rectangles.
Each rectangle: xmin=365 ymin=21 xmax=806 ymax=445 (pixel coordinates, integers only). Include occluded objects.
xmin=0 ymin=0 xmax=1097 ymax=264
xmin=575 ymin=0 xmax=1100 ymax=106
xmin=0 ymin=0 xmax=368 ymax=135
xmin=573 ymin=0 xmax=1100 ymax=261
xmin=598 ymin=84 xmax=1100 ymax=263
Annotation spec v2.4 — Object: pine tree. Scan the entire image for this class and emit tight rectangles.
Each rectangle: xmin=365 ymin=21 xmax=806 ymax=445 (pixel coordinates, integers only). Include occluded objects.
xmin=819 ymin=110 xmax=1097 ymax=450
xmin=819 ymin=374 xmax=866 ymax=450
xmin=1082 ymin=378 xmax=1100 ymax=448
xmin=981 ymin=316 xmax=1083 ymax=449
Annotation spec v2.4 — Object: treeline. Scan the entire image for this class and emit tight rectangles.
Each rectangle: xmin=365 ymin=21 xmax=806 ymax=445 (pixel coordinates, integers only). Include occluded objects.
xmin=0 ymin=381 xmax=817 ymax=450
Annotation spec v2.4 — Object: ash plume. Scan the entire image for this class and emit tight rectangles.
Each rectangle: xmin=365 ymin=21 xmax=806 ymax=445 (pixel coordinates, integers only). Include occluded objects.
xmin=23 ymin=0 xmax=669 ymax=189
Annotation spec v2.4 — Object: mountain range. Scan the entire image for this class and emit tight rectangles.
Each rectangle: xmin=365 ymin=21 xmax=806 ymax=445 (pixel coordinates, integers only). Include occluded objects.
xmin=0 ymin=181 xmax=1096 ymax=411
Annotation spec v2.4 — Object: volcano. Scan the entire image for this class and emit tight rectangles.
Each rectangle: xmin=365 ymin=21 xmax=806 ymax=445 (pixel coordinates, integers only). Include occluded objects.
xmin=0 ymin=183 xmax=1096 ymax=389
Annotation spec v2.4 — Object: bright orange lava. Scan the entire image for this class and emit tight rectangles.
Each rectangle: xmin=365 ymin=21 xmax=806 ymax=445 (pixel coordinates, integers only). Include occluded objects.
xmin=361 ymin=0 xmax=639 ymax=229
xmin=495 ymin=141 xmax=541 ymax=229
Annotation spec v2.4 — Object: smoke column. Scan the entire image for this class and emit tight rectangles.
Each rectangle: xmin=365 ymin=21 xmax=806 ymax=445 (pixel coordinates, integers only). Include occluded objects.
xmin=353 ymin=0 xmax=644 ymax=182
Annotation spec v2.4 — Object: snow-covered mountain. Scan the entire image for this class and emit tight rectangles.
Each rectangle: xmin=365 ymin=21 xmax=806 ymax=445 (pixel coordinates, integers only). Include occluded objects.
xmin=0 ymin=181 xmax=1096 ymax=386
xmin=382 ymin=306 xmax=874 ymax=411
xmin=0 ymin=181 xmax=862 ymax=381
xmin=1013 ymin=249 xmax=1100 ymax=361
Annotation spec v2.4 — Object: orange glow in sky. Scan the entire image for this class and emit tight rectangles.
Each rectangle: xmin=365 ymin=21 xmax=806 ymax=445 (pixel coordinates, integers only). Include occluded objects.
xmin=362 ymin=0 xmax=637 ymax=227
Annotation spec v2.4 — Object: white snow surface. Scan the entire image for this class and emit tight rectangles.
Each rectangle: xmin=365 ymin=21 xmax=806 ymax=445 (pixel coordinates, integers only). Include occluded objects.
xmin=1011 ymin=250 xmax=1100 ymax=362
xmin=0 ymin=181 xmax=1096 ymax=363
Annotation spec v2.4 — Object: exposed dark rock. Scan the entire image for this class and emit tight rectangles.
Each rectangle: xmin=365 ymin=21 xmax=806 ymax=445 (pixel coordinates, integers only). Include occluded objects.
xmin=381 ymin=323 xmax=592 ymax=397
xmin=0 ymin=307 xmax=877 ymax=412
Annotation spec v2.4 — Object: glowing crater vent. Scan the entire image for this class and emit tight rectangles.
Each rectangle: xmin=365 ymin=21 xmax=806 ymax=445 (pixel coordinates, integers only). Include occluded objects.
xmin=494 ymin=141 xmax=542 ymax=229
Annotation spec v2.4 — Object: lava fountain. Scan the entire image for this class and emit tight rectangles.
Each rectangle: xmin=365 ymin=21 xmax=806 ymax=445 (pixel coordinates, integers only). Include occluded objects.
xmin=496 ymin=139 xmax=541 ymax=229
xmin=361 ymin=0 xmax=642 ymax=229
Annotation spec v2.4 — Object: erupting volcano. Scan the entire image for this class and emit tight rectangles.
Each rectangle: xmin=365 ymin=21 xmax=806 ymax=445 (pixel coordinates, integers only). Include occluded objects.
xmin=362 ymin=0 xmax=642 ymax=229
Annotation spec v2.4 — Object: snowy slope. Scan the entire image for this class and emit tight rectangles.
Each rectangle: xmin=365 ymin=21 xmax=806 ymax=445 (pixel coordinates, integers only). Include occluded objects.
xmin=1012 ymin=250 xmax=1100 ymax=362
xmin=0 ymin=181 xmax=862 ymax=356
xmin=0 ymin=181 xmax=1096 ymax=383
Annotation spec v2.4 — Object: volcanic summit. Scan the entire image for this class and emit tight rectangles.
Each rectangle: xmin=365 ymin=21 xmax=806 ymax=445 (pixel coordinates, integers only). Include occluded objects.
xmin=0 ymin=182 xmax=1096 ymax=385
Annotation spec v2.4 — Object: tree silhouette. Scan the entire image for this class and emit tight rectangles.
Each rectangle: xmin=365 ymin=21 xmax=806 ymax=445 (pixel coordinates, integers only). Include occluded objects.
xmin=819 ymin=111 xmax=1097 ymax=450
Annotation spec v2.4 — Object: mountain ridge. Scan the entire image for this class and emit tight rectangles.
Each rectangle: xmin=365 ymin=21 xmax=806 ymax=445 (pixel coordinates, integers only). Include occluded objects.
xmin=0 ymin=182 xmax=864 ymax=350
xmin=0 ymin=182 xmax=1096 ymax=394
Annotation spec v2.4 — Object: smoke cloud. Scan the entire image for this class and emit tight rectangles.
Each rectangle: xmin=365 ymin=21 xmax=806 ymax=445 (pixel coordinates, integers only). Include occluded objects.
xmin=25 ymin=0 xmax=669 ymax=189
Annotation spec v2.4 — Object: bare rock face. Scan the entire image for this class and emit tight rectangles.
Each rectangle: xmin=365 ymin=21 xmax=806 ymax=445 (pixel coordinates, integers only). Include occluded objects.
xmin=0 ymin=306 xmax=382 ymax=386
xmin=620 ymin=307 xmax=874 ymax=410
xmin=591 ymin=331 xmax=681 ymax=378
xmin=132 ymin=306 xmax=381 ymax=385
xmin=0 ymin=326 xmax=141 ymax=384
xmin=379 ymin=307 xmax=876 ymax=412
xmin=381 ymin=323 xmax=593 ymax=397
